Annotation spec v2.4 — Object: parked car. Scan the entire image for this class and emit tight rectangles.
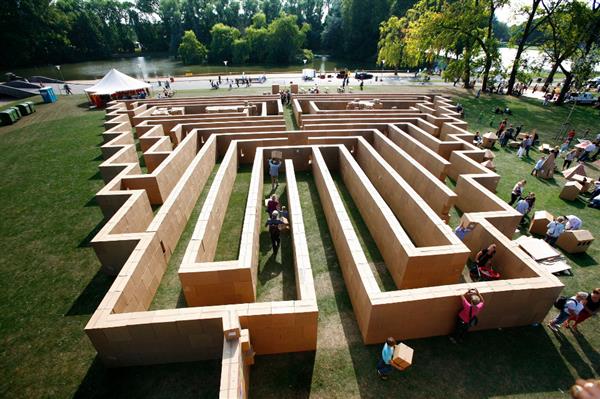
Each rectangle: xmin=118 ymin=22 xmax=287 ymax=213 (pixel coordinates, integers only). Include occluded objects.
xmin=586 ymin=76 xmax=600 ymax=88
xmin=354 ymin=71 xmax=373 ymax=80
xmin=336 ymin=70 xmax=348 ymax=79
xmin=302 ymin=68 xmax=316 ymax=81
xmin=566 ymin=92 xmax=599 ymax=105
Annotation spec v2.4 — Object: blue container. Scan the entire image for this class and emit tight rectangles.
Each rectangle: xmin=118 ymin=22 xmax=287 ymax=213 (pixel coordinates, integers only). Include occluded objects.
xmin=39 ymin=87 xmax=57 ymax=103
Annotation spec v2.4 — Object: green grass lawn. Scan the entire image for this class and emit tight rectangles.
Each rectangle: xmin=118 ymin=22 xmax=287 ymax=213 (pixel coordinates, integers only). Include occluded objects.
xmin=0 ymin=89 xmax=598 ymax=398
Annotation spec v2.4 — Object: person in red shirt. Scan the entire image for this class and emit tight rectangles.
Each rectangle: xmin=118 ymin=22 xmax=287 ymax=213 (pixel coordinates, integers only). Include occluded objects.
xmin=567 ymin=129 xmax=576 ymax=143
xmin=450 ymin=288 xmax=485 ymax=343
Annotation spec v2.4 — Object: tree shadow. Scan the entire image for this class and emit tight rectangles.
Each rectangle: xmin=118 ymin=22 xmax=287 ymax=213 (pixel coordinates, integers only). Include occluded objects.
xmin=572 ymin=330 xmax=600 ymax=375
xmin=74 ymin=357 xmax=221 ymax=398
xmin=65 ymin=271 xmax=114 ymax=316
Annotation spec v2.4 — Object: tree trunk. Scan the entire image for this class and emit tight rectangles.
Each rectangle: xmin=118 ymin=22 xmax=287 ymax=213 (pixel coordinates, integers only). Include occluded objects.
xmin=481 ymin=51 xmax=492 ymax=92
xmin=542 ymin=60 xmax=560 ymax=92
xmin=462 ymin=47 xmax=472 ymax=88
xmin=507 ymin=0 xmax=541 ymax=95
xmin=555 ymin=72 xmax=573 ymax=105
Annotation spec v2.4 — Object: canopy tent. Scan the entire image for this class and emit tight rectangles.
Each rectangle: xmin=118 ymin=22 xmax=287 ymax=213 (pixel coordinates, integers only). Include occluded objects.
xmin=85 ymin=69 xmax=151 ymax=107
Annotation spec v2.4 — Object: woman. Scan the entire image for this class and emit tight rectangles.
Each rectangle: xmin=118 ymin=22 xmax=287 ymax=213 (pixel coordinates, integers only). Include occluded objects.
xmin=566 ymin=288 xmax=599 ymax=331
xmin=475 ymin=244 xmax=496 ymax=268
xmin=450 ymin=288 xmax=485 ymax=343
xmin=563 ymin=149 xmax=577 ymax=170
xmin=509 ymin=180 xmax=526 ymax=205
xmin=266 ymin=194 xmax=279 ymax=216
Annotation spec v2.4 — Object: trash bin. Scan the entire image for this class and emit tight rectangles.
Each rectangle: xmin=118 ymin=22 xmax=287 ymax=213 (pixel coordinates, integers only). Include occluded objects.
xmin=0 ymin=108 xmax=19 ymax=125
xmin=16 ymin=103 xmax=33 ymax=115
xmin=40 ymin=87 xmax=57 ymax=103
xmin=24 ymin=101 xmax=36 ymax=112
xmin=8 ymin=106 xmax=22 ymax=118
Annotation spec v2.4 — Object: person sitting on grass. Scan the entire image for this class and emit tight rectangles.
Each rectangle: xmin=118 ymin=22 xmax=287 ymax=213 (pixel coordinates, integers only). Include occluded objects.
xmin=531 ymin=156 xmax=546 ymax=176
xmin=548 ymin=292 xmax=588 ymax=332
xmin=376 ymin=337 xmax=396 ymax=380
xmin=450 ymin=288 xmax=485 ymax=343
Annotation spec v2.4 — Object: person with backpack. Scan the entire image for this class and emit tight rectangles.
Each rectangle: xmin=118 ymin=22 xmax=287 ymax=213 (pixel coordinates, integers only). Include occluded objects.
xmin=450 ymin=288 xmax=485 ymax=343
xmin=548 ymin=292 xmax=588 ymax=331
xmin=265 ymin=210 xmax=283 ymax=256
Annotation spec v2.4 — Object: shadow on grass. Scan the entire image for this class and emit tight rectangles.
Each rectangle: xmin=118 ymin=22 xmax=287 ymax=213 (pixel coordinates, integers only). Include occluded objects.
xmin=74 ymin=357 xmax=221 ymax=398
xmin=553 ymin=330 xmax=597 ymax=380
xmin=258 ymin=232 xmax=296 ymax=301
xmin=249 ymin=352 xmax=316 ymax=399
xmin=342 ymin=324 xmax=576 ymax=398
xmin=65 ymin=271 xmax=114 ymax=316
xmin=563 ymin=252 xmax=598 ymax=268
xmin=573 ymin=330 xmax=600 ymax=375
xmin=78 ymin=217 xmax=106 ymax=248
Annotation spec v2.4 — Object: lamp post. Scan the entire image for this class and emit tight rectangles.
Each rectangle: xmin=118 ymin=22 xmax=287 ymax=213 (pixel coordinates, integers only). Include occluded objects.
xmin=55 ymin=65 xmax=65 ymax=82
xmin=224 ymin=60 xmax=228 ymax=76
xmin=381 ymin=60 xmax=385 ymax=84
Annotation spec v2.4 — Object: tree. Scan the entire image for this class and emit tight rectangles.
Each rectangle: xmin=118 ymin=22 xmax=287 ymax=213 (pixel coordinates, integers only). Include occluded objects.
xmin=321 ymin=0 xmax=344 ymax=56
xmin=505 ymin=0 xmax=563 ymax=95
xmin=342 ymin=0 xmax=389 ymax=60
xmin=209 ymin=23 xmax=240 ymax=63
xmin=377 ymin=16 xmax=408 ymax=69
xmin=266 ymin=14 xmax=308 ymax=63
xmin=232 ymin=39 xmax=250 ymax=64
xmin=178 ymin=30 xmax=207 ymax=64
xmin=246 ymin=25 xmax=270 ymax=62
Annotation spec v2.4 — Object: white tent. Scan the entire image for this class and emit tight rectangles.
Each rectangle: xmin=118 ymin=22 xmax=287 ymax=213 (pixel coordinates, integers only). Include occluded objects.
xmin=85 ymin=68 xmax=150 ymax=95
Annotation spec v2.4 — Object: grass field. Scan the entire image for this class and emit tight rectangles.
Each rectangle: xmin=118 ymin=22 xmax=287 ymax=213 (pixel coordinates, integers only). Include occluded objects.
xmin=0 ymin=88 xmax=598 ymax=398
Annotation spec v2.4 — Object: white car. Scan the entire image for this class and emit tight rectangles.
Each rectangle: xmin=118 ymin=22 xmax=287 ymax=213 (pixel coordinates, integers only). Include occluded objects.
xmin=566 ymin=92 xmax=598 ymax=105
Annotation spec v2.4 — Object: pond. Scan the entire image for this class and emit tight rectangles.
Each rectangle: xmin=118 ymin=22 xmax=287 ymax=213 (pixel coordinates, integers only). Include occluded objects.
xmin=1 ymin=55 xmax=370 ymax=81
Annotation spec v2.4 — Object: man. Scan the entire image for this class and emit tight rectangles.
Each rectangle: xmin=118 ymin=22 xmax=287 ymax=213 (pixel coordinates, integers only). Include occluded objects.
xmin=269 ymin=158 xmax=281 ymax=189
xmin=360 ymin=80 xmax=364 ymax=91
xmin=376 ymin=337 xmax=396 ymax=380
xmin=545 ymin=216 xmax=566 ymax=247
xmin=265 ymin=211 xmax=283 ymax=256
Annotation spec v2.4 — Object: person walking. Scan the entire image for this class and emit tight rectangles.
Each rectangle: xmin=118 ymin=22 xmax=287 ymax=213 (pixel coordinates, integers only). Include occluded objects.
xmin=376 ymin=337 xmax=396 ymax=380
xmin=563 ymin=149 xmax=577 ymax=169
xmin=266 ymin=194 xmax=279 ymax=216
xmin=450 ymin=288 xmax=485 ymax=343
xmin=269 ymin=158 xmax=281 ymax=189
xmin=265 ymin=211 xmax=283 ymax=256
xmin=545 ymin=216 xmax=566 ymax=247
xmin=509 ymin=180 xmax=526 ymax=205
xmin=360 ymin=80 xmax=364 ymax=91
xmin=567 ymin=288 xmax=600 ymax=331
xmin=548 ymin=292 xmax=588 ymax=331
xmin=524 ymin=135 xmax=534 ymax=157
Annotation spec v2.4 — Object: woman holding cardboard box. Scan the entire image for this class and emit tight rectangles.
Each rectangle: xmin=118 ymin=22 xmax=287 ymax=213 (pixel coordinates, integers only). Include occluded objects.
xmin=450 ymin=288 xmax=485 ymax=343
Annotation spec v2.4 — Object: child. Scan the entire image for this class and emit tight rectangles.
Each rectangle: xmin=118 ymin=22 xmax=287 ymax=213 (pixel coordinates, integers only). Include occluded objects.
xmin=531 ymin=156 xmax=546 ymax=176
xmin=376 ymin=337 xmax=396 ymax=380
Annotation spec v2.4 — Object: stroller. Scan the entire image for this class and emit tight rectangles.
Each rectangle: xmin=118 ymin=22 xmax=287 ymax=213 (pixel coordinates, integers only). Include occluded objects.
xmin=469 ymin=263 xmax=501 ymax=281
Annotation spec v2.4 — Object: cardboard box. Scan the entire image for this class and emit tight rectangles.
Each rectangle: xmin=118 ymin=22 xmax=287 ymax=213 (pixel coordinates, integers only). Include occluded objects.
xmin=271 ymin=150 xmax=282 ymax=160
xmin=391 ymin=343 xmax=414 ymax=370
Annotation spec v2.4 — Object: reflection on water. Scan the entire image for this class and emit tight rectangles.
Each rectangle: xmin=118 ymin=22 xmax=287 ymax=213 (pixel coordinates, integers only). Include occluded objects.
xmin=5 ymin=48 xmax=596 ymax=81
xmin=2 ymin=55 xmax=369 ymax=81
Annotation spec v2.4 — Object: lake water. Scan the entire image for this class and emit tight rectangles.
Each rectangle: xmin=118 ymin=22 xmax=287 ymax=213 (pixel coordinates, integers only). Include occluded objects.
xmin=2 ymin=55 xmax=366 ymax=81
xmin=3 ymin=49 xmax=597 ymax=82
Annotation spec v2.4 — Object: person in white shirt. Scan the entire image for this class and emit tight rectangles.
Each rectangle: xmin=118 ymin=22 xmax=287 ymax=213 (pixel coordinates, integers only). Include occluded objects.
xmin=565 ymin=215 xmax=582 ymax=230
xmin=548 ymin=292 xmax=588 ymax=331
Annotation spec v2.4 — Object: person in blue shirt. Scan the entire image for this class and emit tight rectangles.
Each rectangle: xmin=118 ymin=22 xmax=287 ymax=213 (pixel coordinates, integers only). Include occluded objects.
xmin=269 ymin=158 xmax=281 ymax=189
xmin=376 ymin=337 xmax=396 ymax=380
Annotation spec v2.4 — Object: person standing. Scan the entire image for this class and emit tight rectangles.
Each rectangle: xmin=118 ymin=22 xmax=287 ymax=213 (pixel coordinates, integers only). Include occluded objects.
xmin=509 ymin=180 xmax=526 ymax=205
xmin=450 ymin=288 xmax=485 ymax=343
xmin=545 ymin=216 xmax=566 ymax=247
xmin=524 ymin=135 xmax=534 ymax=157
xmin=376 ymin=337 xmax=396 ymax=380
xmin=266 ymin=194 xmax=280 ymax=216
xmin=567 ymin=129 xmax=576 ymax=144
xmin=269 ymin=158 xmax=281 ymax=189
xmin=567 ymin=288 xmax=600 ymax=331
xmin=548 ymin=292 xmax=588 ymax=331
xmin=525 ymin=192 xmax=536 ymax=215
xmin=563 ymin=149 xmax=577 ymax=169
xmin=515 ymin=198 xmax=529 ymax=223
xmin=360 ymin=80 xmax=364 ymax=91
xmin=265 ymin=211 xmax=283 ymax=256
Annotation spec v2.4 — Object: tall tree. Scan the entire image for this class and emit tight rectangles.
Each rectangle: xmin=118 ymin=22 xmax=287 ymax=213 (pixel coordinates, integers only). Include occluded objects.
xmin=209 ymin=23 xmax=240 ymax=63
xmin=342 ymin=0 xmax=389 ymax=60
xmin=505 ymin=0 xmax=562 ymax=95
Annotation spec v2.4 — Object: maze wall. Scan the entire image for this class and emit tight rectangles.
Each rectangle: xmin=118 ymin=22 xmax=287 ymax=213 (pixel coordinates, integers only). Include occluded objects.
xmin=85 ymin=93 xmax=563 ymax=398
